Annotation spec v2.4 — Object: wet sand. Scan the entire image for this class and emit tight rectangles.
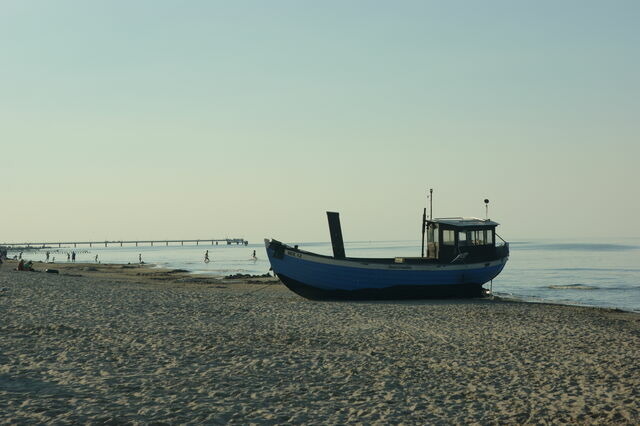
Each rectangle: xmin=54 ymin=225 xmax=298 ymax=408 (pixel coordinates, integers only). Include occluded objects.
xmin=1 ymin=260 xmax=639 ymax=424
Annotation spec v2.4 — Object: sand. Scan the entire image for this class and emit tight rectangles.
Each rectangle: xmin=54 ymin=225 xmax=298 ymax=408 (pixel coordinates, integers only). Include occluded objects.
xmin=1 ymin=259 xmax=639 ymax=424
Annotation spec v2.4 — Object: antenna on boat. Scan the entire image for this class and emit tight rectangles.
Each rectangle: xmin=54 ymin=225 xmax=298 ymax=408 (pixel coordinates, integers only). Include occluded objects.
xmin=484 ymin=198 xmax=489 ymax=220
xmin=429 ymin=188 xmax=433 ymax=220
xmin=421 ymin=189 xmax=433 ymax=257
xmin=421 ymin=206 xmax=426 ymax=257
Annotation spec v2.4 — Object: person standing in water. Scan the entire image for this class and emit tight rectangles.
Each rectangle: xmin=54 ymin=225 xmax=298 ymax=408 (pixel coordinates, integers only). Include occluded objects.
xmin=251 ymin=250 xmax=257 ymax=260
xmin=204 ymin=250 xmax=210 ymax=263
xmin=139 ymin=253 xmax=142 ymax=264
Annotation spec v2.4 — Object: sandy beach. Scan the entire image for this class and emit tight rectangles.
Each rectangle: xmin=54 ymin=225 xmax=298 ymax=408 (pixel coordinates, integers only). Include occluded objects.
xmin=1 ymin=259 xmax=639 ymax=424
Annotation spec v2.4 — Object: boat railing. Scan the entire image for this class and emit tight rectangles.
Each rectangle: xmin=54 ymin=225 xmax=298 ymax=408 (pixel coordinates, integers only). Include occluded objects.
xmin=495 ymin=242 xmax=510 ymax=259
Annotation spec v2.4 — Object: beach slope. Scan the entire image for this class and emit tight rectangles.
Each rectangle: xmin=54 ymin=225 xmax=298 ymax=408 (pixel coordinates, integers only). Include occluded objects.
xmin=1 ymin=261 xmax=638 ymax=423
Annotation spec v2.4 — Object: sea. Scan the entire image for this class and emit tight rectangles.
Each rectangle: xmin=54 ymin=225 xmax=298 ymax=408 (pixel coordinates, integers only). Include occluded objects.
xmin=7 ymin=238 xmax=640 ymax=312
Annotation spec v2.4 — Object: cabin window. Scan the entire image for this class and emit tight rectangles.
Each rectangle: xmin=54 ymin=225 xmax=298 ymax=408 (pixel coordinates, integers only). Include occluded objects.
xmin=427 ymin=224 xmax=439 ymax=258
xmin=442 ymin=230 xmax=455 ymax=245
xmin=427 ymin=224 xmax=439 ymax=243
xmin=458 ymin=231 xmax=468 ymax=246
xmin=466 ymin=229 xmax=494 ymax=245
xmin=468 ymin=230 xmax=484 ymax=245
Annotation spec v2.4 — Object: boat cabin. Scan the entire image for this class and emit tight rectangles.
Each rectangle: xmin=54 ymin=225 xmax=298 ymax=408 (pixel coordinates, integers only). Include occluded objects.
xmin=426 ymin=217 xmax=500 ymax=263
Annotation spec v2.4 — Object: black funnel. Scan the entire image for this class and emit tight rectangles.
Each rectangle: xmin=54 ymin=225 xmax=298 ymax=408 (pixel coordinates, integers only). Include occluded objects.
xmin=326 ymin=211 xmax=346 ymax=259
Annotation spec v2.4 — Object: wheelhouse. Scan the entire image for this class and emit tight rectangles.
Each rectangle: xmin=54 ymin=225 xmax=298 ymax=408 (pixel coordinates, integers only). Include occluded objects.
xmin=425 ymin=217 xmax=505 ymax=263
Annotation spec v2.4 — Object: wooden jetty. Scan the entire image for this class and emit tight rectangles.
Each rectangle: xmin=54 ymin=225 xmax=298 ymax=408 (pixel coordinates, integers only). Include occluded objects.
xmin=0 ymin=238 xmax=248 ymax=249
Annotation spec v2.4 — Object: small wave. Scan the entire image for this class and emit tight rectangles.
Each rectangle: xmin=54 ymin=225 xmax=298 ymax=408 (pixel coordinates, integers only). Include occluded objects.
xmin=602 ymin=286 xmax=640 ymax=291
xmin=547 ymin=284 xmax=598 ymax=290
xmin=549 ymin=267 xmax=640 ymax=272
xmin=518 ymin=243 xmax=638 ymax=251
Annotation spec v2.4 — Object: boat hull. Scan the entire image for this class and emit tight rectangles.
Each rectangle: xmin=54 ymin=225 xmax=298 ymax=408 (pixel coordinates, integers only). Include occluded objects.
xmin=265 ymin=240 xmax=508 ymax=301
xmin=277 ymin=274 xmax=491 ymax=300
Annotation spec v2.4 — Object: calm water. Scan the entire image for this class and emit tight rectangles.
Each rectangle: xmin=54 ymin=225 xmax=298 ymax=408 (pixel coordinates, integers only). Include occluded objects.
xmin=8 ymin=238 xmax=640 ymax=312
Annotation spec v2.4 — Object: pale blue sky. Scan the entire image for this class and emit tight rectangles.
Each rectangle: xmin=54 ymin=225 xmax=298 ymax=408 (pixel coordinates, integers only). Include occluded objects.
xmin=1 ymin=1 xmax=638 ymax=243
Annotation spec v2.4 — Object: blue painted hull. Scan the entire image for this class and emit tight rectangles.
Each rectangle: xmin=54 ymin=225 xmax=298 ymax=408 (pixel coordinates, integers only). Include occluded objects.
xmin=265 ymin=240 xmax=509 ymax=300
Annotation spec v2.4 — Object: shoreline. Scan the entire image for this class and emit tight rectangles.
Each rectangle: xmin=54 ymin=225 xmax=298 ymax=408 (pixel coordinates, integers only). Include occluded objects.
xmin=0 ymin=259 xmax=278 ymax=288
xmin=493 ymin=293 xmax=640 ymax=315
xmin=2 ymin=259 xmax=639 ymax=423
xmin=4 ymin=258 xmax=639 ymax=315
xmin=4 ymin=240 xmax=639 ymax=313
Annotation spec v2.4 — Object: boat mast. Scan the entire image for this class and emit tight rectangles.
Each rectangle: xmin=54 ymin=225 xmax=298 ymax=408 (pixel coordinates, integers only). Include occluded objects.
xmin=429 ymin=188 xmax=433 ymax=220
xmin=421 ymin=206 xmax=426 ymax=257
xmin=421 ymin=189 xmax=433 ymax=257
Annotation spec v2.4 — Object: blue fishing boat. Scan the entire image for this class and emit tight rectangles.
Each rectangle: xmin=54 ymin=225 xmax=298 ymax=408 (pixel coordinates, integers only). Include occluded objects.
xmin=265 ymin=193 xmax=509 ymax=300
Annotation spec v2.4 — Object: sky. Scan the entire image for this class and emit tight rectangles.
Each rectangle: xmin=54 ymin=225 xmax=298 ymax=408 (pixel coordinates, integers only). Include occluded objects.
xmin=1 ymin=0 xmax=639 ymax=244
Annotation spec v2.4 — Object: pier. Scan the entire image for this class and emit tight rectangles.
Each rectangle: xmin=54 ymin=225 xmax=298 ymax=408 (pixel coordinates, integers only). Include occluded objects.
xmin=0 ymin=238 xmax=248 ymax=249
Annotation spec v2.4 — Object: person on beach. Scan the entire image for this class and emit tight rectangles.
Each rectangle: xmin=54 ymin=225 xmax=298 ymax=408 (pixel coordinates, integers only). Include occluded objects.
xmin=204 ymin=250 xmax=210 ymax=263
xmin=95 ymin=254 xmax=99 ymax=263
xmin=46 ymin=251 xmax=50 ymax=262
xmin=16 ymin=260 xmax=34 ymax=271
xmin=71 ymin=251 xmax=76 ymax=262
xmin=19 ymin=251 xmax=22 ymax=260
xmin=139 ymin=253 xmax=143 ymax=264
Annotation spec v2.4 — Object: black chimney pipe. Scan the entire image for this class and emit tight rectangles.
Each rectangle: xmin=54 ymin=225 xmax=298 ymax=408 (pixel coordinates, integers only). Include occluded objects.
xmin=326 ymin=211 xmax=346 ymax=259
